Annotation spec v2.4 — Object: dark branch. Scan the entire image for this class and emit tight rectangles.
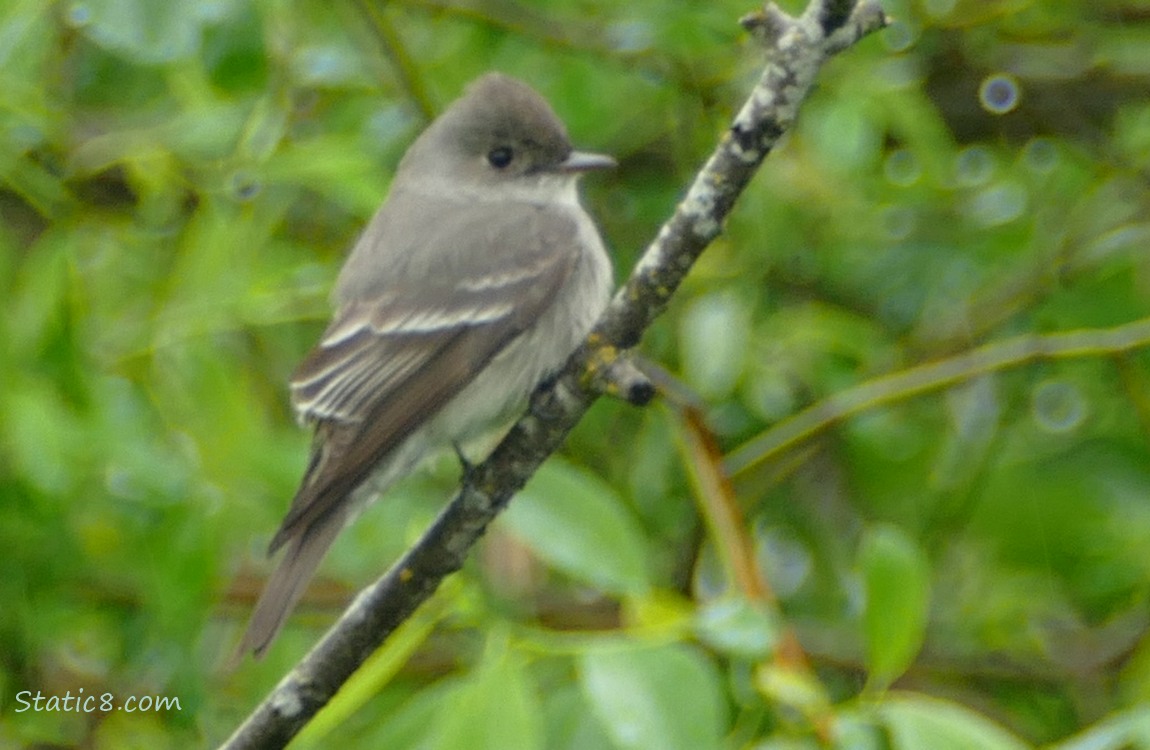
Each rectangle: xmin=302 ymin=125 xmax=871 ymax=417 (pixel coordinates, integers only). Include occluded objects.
xmin=218 ymin=2 xmax=887 ymax=748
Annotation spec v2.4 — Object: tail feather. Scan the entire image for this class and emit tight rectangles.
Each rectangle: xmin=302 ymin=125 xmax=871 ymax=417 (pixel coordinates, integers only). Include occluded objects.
xmin=236 ymin=511 xmax=347 ymax=659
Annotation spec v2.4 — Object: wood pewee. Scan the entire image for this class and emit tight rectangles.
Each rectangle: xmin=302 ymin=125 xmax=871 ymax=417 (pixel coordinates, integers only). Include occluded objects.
xmin=238 ymin=73 xmax=615 ymax=657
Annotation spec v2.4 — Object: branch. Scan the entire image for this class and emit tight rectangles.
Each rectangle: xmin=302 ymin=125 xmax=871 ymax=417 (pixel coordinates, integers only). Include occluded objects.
xmin=650 ymin=358 xmax=832 ymax=738
xmin=725 ymin=316 xmax=1150 ymax=477
xmin=353 ymin=0 xmax=437 ymax=122
xmin=219 ymin=3 xmax=888 ymax=747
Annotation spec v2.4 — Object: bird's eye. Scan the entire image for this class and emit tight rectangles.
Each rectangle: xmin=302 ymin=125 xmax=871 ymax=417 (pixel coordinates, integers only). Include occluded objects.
xmin=487 ymin=146 xmax=514 ymax=169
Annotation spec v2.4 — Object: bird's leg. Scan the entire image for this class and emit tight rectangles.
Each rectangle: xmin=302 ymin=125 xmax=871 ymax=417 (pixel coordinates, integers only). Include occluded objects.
xmin=452 ymin=440 xmax=476 ymax=483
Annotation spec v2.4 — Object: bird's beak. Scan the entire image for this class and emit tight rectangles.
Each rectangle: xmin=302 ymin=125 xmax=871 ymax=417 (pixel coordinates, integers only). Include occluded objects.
xmin=558 ymin=150 xmax=617 ymax=173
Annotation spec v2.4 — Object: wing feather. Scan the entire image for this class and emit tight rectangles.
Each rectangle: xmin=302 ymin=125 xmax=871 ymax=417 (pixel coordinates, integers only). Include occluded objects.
xmin=268 ymin=203 xmax=582 ymax=551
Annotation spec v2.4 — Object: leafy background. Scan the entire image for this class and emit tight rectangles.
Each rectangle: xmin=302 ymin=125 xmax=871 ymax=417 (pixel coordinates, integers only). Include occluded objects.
xmin=2 ymin=0 xmax=1150 ymax=747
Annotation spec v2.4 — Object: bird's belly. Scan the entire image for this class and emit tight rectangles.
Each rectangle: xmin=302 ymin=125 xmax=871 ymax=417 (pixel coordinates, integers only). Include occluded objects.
xmin=431 ymin=219 xmax=613 ymax=443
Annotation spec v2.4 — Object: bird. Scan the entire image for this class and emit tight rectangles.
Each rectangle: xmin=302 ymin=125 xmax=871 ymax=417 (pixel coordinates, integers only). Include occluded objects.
xmin=237 ymin=72 xmax=616 ymax=657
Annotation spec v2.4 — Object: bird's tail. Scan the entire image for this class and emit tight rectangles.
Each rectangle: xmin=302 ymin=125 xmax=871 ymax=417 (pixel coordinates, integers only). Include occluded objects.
xmin=235 ymin=510 xmax=347 ymax=660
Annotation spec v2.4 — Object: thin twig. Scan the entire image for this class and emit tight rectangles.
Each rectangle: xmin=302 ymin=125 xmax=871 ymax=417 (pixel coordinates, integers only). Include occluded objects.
xmin=665 ymin=375 xmax=830 ymax=738
xmin=727 ymin=316 xmax=1150 ymax=477
xmin=353 ymin=0 xmax=436 ymax=122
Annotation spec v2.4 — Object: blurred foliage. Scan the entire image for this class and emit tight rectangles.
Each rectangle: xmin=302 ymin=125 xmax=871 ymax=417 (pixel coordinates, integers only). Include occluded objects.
xmin=2 ymin=0 xmax=1150 ymax=747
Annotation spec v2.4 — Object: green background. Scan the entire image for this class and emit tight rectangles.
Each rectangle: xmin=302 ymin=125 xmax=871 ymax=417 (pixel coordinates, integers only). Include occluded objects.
xmin=2 ymin=0 xmax=1150 ymax=747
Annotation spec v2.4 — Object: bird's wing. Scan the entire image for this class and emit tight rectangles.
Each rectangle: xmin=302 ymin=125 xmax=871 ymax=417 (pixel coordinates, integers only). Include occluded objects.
xmin=268 ymin=204 xmax=580 ymax=553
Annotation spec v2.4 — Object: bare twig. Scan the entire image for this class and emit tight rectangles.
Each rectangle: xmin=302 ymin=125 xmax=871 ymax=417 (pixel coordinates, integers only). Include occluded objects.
xmin=727 ymin=316 xmax=1150 ymax=477
xmin=353 ymin=0 xmax=436 ymax=122
xmin=656 ymin=359 xmax=830 ymax=738
xmin=219 ymin=3 xmax=888 ymax=748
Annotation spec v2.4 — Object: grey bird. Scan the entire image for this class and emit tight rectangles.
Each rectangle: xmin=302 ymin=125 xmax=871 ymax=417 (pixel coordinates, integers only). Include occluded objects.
xmin=237 ymin=73 xmax=616 ymax=657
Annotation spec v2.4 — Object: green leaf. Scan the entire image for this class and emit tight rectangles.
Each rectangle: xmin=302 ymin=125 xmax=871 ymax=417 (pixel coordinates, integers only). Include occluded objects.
xmin=357 ymin=679 xmax=461 ymax=749
xmin=694 ymin=596 xmax=778 ymax=660
xmin=294 ymin=596 xmax=447 ymax=749
xmin=859 ymin=524 xmax=930 ymax=691
xmin=1045 ymin=707 xmax=1150 ymax=750
xmin=430 ymin=635 xmax=543 ymax=750
xmin=3 ymin=378 xmax=85 ymax=495
xmin=70 ymin=0 xmax=230 ymax=63
xmin=679 ymin=291 xmax=752 ymax=400
xmin=754 ymin=662 xmax=829 ymax=720
xmin=541 ymin=684 xmax=616 ymax=750
xmin=6 ymin=230 xmax=70 ymax=357
xmin=580 ymin=642 xmax=725 ymax=750
xmin=832 ymin=709 xmax=887 ymax=750
xmin=878 ymin=693 xmax=1032 ymax=750
xmin=503 ymin=459 xmax=651 ymax=595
